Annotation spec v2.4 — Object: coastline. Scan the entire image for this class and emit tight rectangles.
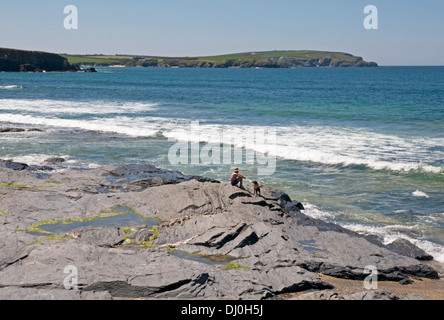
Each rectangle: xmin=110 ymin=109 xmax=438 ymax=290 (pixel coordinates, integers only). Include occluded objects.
xmin=62 ymin=50 xmax=378 ymax=69
xmin=0 ymin=159 xmax=442 ymax=300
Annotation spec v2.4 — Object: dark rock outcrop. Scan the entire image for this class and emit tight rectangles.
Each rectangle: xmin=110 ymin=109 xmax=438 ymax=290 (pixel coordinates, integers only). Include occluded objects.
xmin=0 ymin=128 xmax=45 ymax=133
xmin=387 ymin=238 xmax=434 ymax=261
xmin=0 ymin=48 xmax=79 ymax=72
xmin=0 ymin=161 xmax=438 ymax=300
xmin=82 ymin=67 xmax=97 ymax=73
xmin=44 ymin=157 xmax=66 ymax=164
xmin=2 ymin=160 xmax=29 ymax=171
xmin=0 ymin=128 xmax=26 ymax=133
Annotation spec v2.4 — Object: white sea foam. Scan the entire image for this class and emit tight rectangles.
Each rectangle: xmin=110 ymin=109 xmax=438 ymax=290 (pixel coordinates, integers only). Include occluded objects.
xmin=412 ymin=190 xmax=430 ymax=198
xmin=0 ymin=99 xmax=158 ymax=115
xmin=1 ymin=99 xmax=443 ymax=173
xmin=0 ymin=114 xmax=167 ymax=137
xmin=393 ymin=209 xmax=410 ymax=214
xmin=5 ymin=154 xmax=70 ymax=166
xmin=300 ymin=202 xmax=336 ymax=219
xmin=166 ymin=122 xmax=443 ymax=173
xmin=0 ymin=85 xmax=22 ymax=90
xmin=1 ymin=154 xmax=104 ymax=173
xmin=269 ymin=125 xmax=443 ymax=173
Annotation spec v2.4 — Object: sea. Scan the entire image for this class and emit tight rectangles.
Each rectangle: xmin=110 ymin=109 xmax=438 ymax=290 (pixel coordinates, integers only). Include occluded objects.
xmin=1 ymin=66 xmax=443 ymax=262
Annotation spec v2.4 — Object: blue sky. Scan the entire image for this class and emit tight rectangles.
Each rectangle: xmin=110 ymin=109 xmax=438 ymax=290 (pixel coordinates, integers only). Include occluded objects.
xmin=1 ymin=0 xmax=444 ymax=65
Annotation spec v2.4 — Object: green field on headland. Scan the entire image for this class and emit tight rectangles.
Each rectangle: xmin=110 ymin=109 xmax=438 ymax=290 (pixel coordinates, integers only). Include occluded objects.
xmin=60 ymin=55 xmax=132 ymax=65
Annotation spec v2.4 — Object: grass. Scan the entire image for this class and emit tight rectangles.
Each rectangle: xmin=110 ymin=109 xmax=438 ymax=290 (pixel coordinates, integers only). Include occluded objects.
xmin=192 ymin=50 xmax=359 ymax=62
xmin=255 ymin=50 xmax=359 ymax=62
xmin=224 ymin=261 xmax=249 ymax=270
xmin=195 ymin=53 xmax=254 ymax=62
xmin=62 ymin=55 xmax=133 ymax=65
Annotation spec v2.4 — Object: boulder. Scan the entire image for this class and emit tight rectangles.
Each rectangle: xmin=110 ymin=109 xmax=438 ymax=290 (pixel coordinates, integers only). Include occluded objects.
xmin=386 ymin=238 xmax=434 ymax=261
xmin=3 ymin=160 xmax=29 ymax=171
xmin=44 ymin=157 xmax=66 ymax=164
xmin=82 ymin=67 xmax=97 ymax=73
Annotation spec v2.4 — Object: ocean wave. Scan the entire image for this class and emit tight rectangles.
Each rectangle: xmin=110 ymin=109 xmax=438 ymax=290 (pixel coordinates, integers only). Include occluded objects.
xmin=0 ymin=114 xmax=165 ymax=137
xmin=2 ymin=106 xmax=443 ymax=174
xmin=271 ymin=126 xmax=443 ymax=173
xmin=0 ymin=154 xmax=105 ymax=173
xmin=165 ymin=122 xmax=444 ymax=174
xmin=3 ymin=154 xmax=70 ymax=166
xmin=0 ymin=85 xmax=22 ymax=90
xmin=300 ymin=202 xmax=336 ymax=219
xmin=393 ymin=209 xmax=412 ymax=214
xmin=0 ymin=99 xmax=158 ymax=115
xmin=412 ymin=190 xmax=430 ymax=198
xmin=277 ymin=150 xmax=443 ymax=173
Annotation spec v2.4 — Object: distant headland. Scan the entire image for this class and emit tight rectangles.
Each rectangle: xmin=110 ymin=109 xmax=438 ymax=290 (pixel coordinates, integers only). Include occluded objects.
xmin=0 ymin=48 xmax=79 ymax=72
xmin=0 ymin=48 xmax=378 ymax=72
xmin=64 ymin=50 xmax=378 ymax=68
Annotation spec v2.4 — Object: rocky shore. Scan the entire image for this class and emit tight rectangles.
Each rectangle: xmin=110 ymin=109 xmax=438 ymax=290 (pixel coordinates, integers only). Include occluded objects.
xmin=0 ymin=48 xmax=79 ymax=72
xmin=0 ymin=159 xmax=442 ymax=300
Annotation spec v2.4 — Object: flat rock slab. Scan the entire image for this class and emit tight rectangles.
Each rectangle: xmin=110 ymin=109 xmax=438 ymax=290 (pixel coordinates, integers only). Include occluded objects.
xmin=0 ymin=162 xmax=439 ymax=299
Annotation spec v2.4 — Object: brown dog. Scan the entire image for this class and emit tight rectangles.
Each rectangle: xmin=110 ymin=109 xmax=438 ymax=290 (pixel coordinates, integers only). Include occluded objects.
xmin=252 ymin=181 xmax=263 ymax=196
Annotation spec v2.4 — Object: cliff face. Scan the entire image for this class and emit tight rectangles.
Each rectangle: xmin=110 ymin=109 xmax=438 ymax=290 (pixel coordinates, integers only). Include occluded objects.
xmin=0 ymin=48 xmax=79 ymax=72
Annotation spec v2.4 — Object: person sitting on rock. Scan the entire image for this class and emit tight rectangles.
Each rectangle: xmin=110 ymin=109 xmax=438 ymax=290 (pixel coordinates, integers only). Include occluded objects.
xmin=230 ymin=168 xmax=246 ymax=189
